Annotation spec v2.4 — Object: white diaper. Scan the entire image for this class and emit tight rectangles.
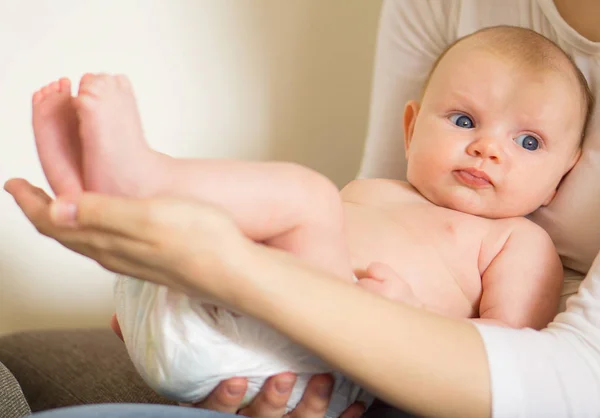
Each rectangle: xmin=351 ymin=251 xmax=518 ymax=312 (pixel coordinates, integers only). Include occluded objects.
xmin=114 ymin=276 xmax=371 ymax=417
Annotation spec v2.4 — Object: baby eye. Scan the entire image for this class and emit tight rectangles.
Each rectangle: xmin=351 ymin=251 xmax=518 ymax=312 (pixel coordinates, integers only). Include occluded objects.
xmin=514 ymin=134 xmax=539 ymax=151
xmin=449 ymin=113 xmax=474 ymax=129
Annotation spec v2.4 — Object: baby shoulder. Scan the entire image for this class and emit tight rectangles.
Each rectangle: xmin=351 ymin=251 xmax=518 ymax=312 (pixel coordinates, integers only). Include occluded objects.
xmin=503 ymin=218 xmax=561 ymax=264
xmin=504 ymin=217 xmax=555 ymax=247
xmin=482 ymin=217 xmax=561 ymax=271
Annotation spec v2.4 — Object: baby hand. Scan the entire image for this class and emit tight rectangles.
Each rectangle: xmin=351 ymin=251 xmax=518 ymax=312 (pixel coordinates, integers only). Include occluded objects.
xmin=357 ymin=262 xmax=423 ymax=308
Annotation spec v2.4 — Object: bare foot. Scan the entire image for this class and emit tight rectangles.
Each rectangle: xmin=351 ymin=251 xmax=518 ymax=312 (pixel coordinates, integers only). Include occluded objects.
xmin=32 ymin=78 xmax=83 ymax=196
xmin=73 ymin=73 xmax=161 ymax=196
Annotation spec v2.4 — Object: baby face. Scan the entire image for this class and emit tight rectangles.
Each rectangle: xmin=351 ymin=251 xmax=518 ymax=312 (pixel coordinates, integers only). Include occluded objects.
xmin=404 ymin=44 xmax=583 ymax=218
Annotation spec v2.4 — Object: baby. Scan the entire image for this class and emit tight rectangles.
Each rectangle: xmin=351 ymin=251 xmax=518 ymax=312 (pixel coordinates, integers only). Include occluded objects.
xmin=30 ymin=26 xmax=593 ymax=416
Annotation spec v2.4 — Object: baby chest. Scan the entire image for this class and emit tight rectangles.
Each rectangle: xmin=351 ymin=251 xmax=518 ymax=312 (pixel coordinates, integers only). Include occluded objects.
xmin=345 ymin=203 xmax=483 ymax=281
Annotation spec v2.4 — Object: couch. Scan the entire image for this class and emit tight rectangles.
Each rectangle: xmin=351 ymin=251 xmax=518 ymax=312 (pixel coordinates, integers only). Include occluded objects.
xmin=0 ymin=328 xmax=415 ymax=417
xmin=0 ymin=328 xmax=175 ymax=417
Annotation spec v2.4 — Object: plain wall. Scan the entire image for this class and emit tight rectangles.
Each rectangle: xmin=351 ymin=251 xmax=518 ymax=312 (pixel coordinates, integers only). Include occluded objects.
xmin=0 ymin=0 xmax=382 ymax=334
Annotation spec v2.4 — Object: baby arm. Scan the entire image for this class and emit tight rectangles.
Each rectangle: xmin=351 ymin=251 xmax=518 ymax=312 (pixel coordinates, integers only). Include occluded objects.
xmin=476 ymin=219 xmax=564 ymax=330
xmin=357 ymin=262 xmax=424 ymax=309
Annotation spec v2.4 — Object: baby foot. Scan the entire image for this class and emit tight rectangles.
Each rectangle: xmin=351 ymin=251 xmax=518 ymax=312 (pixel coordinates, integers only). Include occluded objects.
xmin=73 ymin=73 xmax=161 ymax=196
xmin=32 ymin=78 xmax=83 ymax=196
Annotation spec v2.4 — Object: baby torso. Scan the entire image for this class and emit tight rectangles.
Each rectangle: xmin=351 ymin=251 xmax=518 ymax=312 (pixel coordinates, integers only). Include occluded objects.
xmin=341 ymin=179 xmax=515 ymax=319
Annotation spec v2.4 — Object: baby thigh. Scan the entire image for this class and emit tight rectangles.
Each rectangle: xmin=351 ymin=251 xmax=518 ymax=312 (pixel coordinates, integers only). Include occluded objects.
xmin=265 ymin=168 xmax=353 ymax=281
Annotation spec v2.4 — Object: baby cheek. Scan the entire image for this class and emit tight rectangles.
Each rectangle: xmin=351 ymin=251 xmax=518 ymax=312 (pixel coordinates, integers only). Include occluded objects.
xmin=501 ymin=171 xmax=549 ymax=206
xmin=409 ymin=155 xmax=437 ymax=182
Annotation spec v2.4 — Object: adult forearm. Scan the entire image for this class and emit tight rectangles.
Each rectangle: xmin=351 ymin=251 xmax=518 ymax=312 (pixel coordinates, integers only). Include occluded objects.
xmin=236 ymin=246 xmax=492 ymax=418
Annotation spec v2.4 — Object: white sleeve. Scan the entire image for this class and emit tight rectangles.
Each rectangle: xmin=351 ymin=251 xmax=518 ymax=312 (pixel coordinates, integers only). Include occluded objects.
xmin=475 ymin=256 xmax=600 ymax=418
xmin=357 ymin=0 xmax=461 ymax=180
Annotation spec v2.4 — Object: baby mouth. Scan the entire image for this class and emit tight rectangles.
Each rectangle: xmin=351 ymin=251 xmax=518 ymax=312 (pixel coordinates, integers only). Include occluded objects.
xmin=453 ymin=169 xmax=493 ymax=188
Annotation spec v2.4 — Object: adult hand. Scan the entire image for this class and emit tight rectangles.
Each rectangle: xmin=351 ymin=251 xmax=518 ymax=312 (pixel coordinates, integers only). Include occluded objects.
xmin=5 ymin=177 xmax=251 ymax=305
xmin=110 ymin=312 xmax=124 ymax=340
xmin=191 ymin=373 xmax=365 ymax=418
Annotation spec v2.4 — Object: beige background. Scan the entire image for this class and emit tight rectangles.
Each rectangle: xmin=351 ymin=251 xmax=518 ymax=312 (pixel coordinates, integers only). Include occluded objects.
xmin=0 ymin=0 xmax=382 ymax=334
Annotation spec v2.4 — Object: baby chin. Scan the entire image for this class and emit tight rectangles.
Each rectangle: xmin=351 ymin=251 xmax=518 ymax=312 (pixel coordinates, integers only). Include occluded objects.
xmin=429 ymin=187 xmax=500 ymax=218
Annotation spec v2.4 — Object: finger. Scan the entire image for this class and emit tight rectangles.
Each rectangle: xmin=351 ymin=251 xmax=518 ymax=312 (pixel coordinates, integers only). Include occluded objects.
xmin=287 ymin=374 xmax=333 ymax=418
xmin=110 ymin=313 xmax=124 ymax=341
xmin=32 ymin=220 xmax=181 ymax=292
xmin=5 ymin=179 xmax=55 ymax=233
xmin=5 ymin=178 xmax=52 ymax=202
xmin=356 ymin=278 xmax=385 ymax=295
xmin=339 ymin=402 xmax=366 ymax=418
xmin=31 ymin=215 xmax=158 ymax=276
xmin=59 ymin=193 xmax=239 ymax=247
xmin=81 ymin=234 xmax=203 ymax=295
xmin=4 ymin=179 xmax=168 ymax=278
xmin=15 ymin=192 xmax=194 ymax=293
xmin=50 ymin=194 xmax=154 ymax=238
xmin=82 ymin=245 xmax=193 ymax=293
xmin=5 ymin=179 xmax=196 ymax=292
xmin=193 ymin=378 xmax=248 ymax=414
xmin=4 ymin=179 xmax=80 ymax=241
xmin=4 ymin=179 xmax=91 ymax=247
xmin=51 ymin=194 xmax=201 ymax=249
xmin=365 ymin=262 xmax=399 ymax=282
xmin=238 ymin=372 xmax=296 ymax=418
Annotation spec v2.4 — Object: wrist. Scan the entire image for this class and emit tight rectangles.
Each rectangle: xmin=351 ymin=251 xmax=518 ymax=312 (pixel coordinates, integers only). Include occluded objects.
xmin=224 ymin=243 xmax=316 ymax=321
xmin=223 ymin=243 xmax=284 ymax=317
xmin=182 ymin=236 xmax=264 ymax=312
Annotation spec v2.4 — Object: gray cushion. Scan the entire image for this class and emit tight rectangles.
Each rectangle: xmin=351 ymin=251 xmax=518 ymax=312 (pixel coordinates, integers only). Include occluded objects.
xmin=0 ymin=360 xmax=30 ymax=418
xmin=0 ymin=329 xmax=174 ymax=413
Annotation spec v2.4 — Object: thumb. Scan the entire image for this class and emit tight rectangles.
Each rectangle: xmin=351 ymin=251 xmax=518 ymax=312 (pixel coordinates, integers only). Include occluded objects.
xmin=366 ymin=262 xmax=400 ymax=282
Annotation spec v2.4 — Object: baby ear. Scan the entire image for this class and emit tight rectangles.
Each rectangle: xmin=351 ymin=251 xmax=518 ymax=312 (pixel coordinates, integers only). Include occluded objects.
xmin=543 ymin=148 xmax=583 ymax=207
xmin=568 ymin=147 xmax=582 ymax=171
xmin=542 ymin=189 xmax=557 ymax=207
xmin=403 ymin=101 xmax=420 ymax=159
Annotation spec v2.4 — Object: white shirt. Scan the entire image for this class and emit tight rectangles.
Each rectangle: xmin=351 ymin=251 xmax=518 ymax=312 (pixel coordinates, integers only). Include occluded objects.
xmin=358 ymin=1 xmax=600 ymax=416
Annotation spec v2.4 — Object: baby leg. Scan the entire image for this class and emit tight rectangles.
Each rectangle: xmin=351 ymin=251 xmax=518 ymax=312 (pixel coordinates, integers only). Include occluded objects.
xmin=32 ymin=78 xmax=83 ymax=196
xmin=74 ymin=73 xmax=352 ymax=279
xmin=154 ymin=159 xmax=354 ymax=278
xmin=73 ymin=73 xmax=158 ymax=196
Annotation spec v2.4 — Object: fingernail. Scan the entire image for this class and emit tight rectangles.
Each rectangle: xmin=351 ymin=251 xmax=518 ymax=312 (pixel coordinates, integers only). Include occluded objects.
xmin=275 ymin=376 xmax=295 ymax=394
xmin=352 ymin=403 xmax=366 ymax=418
xmin=226 ymin=382 xmax=246 ymax=397
xmin=350 ymin=409 xmax=365 ymax=418
xmin=317 ymin=382 xmax=333 ymax=399
xmin=51 ymin=200 xmax=78 ymax=226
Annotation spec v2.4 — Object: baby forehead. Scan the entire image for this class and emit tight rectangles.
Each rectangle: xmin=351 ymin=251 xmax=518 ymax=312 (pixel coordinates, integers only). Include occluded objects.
xmin=430 ymin=40 xmax=581 ymax=103
xmin=442 ymin=38 xmax=572 ymax=77
xmin=448 ymin=27 xmax=571 ymax=67
xmin=425 ymin=52 xmax=581 ymax=127
xmin=434 ymin=66 xmax=579 ymax=126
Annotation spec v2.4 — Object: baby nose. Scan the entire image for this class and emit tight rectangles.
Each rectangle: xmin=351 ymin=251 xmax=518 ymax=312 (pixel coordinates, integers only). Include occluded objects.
xmin=467 ymin=137 xmax=503 ymax=162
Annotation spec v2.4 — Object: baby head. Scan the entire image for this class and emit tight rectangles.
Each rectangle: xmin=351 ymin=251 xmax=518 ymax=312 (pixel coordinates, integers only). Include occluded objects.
xmin=404 ymin=26 xmax=594 ymax=218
